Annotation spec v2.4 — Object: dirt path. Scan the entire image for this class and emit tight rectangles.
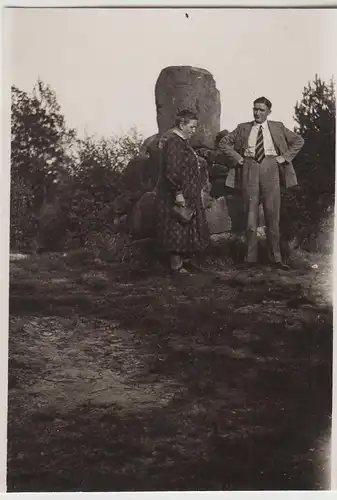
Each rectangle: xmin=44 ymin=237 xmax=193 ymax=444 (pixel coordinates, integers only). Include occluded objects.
xmin=7 ymin=252 xmax=332 ymax=491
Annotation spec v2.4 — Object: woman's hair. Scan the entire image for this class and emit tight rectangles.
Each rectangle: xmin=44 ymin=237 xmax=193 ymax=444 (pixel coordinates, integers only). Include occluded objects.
xmin=175 ymin=109 xmax=198 ymax=127
xmin=254 ymin=96 xmax=272 ymax=110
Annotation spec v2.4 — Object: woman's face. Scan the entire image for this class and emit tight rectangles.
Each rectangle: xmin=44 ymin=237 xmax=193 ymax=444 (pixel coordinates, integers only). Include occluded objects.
xmin=180 ymin=119 xmax=198 ymax=140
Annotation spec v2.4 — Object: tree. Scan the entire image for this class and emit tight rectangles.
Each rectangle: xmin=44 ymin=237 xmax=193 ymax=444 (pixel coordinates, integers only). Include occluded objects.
xmin=11 ymin=79 xmax=77 ymax=186
xmin=286 ymin=75 xmax=335 ymax=251
xmin=294 ymin=75 xmax=335 ymax=194
xmin=11 ymin=80 xmax=76 ymax=249
xmin=11 ymin=79 xmax=144 ymax=252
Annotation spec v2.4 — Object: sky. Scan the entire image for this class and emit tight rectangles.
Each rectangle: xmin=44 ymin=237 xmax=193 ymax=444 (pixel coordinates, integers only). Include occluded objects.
xmin=7 ymin=7 xmax=337 ymax=140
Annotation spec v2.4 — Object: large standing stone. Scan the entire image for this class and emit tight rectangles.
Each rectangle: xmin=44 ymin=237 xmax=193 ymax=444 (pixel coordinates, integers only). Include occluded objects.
xmin=155 ymin=66 xmax=221 ymax=148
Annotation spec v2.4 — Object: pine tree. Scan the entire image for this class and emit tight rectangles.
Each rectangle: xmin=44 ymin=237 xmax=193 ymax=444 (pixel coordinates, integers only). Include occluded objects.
xmin=294 ymin=75 xmax=335 ymax=194
xmin=286 ymin=75 xmax=336 ymax=250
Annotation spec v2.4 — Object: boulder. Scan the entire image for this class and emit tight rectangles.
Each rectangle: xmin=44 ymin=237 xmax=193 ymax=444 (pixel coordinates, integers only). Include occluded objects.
xmin=206 ymin=195 xmax=245 ymax=234
xmin=130 ymin=190 xmax=157 ymax=240
xmin=139 ymin=134 xmax=158 ymax=155
xmin=206 ymin=193 xmax=265 ymax=235
xmin=155 ymin=66 xmax=221 ymax=148
xmin=117 ymin=155 xmax=154 ymax=195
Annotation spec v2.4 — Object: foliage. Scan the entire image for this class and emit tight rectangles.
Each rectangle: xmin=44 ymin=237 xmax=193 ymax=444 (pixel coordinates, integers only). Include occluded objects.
xmin=10 ymin=79 xmax=144 ymax=252
xmin=294 ymin=75 xmax=335 ymax=192
xmin=11 ymin=79 xmax=77 ymax=184
xmin=62 ymin=131 xmax=143 ymax=250
xmin=11 ymin=80 xmax=76 ymax=249
xmin=291 ymin=75 xmax=335 ymax=248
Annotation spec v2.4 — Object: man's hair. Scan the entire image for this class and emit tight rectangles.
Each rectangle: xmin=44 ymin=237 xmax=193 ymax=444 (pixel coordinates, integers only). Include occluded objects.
xmin=253 ymin=96 xmax=272 ymax=110
xmin=175 ymin=109 xmax=198 ymax=127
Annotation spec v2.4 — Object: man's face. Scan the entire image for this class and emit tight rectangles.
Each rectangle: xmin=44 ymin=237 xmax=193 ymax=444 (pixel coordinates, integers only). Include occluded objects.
xmin=180 ymin=119 xmax=198 ymax=139
xmin=253 ymin=102 xmax=271 ymax=123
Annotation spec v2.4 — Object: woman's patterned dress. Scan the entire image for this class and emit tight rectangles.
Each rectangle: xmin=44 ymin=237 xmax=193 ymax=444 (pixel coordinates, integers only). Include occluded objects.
xmin=156 ymin=132 xmax=210 ymax=255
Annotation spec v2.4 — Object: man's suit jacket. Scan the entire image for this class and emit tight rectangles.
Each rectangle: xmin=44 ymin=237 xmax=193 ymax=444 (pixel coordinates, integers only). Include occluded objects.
xmin=218 ymin=121 xmax=304 ymax=190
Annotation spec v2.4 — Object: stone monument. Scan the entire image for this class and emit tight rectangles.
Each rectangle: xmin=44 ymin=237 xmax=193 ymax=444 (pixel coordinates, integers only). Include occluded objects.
xmin=155 ymin=66 xmax=221 ymax=148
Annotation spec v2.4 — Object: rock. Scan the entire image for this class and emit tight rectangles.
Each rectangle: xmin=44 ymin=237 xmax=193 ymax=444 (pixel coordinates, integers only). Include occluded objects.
xmin=206 ymin=195 xmax=246 ymax=234
xmin=215 ymin=129 xmax=230 ymax=147
xmin=256 ymin=225 xmax=267 ymax=238
xmin=155 ymin=66 xmax=221 ymax=148
xmin=206 ymin=197 xmax=232 ymax=234
xmin=115 ymin=156 xmax=154 ymax=196
xmin=206 ymin=192 xmax=267 ymax=237
xmin=139 ymin=134 xmax=158 ymax=155
xmin=111 ymin=153 xmax=159 ymax=232
xmin=130 ymin=190 xmax=157 ymax=240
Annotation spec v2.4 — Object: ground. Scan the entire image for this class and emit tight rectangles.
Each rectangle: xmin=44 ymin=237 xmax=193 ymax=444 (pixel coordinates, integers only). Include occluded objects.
xmin=7 ymin=247 xmax=332 ymax=492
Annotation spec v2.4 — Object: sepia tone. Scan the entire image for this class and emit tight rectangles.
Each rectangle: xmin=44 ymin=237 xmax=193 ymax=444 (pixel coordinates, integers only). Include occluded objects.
xmin=7 ymin=8 xmax=334 ymax=493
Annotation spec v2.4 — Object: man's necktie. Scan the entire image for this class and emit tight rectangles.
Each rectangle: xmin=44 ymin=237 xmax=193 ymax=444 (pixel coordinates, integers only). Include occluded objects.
xmin=255 ymin=125 xmax=265 ymax=163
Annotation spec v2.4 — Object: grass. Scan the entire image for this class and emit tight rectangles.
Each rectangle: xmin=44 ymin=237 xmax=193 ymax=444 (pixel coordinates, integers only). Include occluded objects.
xmin=7 ymin=247 xmax=332 ymax=491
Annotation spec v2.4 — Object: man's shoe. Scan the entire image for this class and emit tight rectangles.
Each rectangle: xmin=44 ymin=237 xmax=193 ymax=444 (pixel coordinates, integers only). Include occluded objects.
xmin=239 ymin=262 xmax=258 ymax=269
xmin=171 ymin=266 xmax=191 ymax=275
xmin=184 ymin=260 xmax=204 ymax=272
xmin=271 ymin=261 xmax=291 ymax=271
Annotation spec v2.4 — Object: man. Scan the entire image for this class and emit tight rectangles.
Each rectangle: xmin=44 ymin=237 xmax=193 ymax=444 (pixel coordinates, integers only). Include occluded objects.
xmin=218 ymin=97 xmax=304 ymax=269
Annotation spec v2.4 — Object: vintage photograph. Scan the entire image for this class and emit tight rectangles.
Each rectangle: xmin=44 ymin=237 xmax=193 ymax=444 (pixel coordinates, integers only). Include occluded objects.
xmin=6 ymin=6 xmax=335 ymax=492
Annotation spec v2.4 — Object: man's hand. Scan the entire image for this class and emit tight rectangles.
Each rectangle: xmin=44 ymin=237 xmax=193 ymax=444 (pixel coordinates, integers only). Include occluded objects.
xmin=276 ymin=156 xmax=286 ymax=165
xmin=237 ymin=157 xmax=244 ymax=166
xmin=175 ymin=193 xmax=186 ymax=207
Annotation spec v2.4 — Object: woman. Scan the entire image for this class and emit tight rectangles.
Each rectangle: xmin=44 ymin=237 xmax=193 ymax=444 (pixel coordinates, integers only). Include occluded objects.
xmin=156 ymin=110 xmax=210 ymax=273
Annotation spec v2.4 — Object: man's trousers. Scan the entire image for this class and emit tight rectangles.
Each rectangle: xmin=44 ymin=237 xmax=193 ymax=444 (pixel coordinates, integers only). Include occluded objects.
xmin=241 ymin=156 xmax=282 ymax=263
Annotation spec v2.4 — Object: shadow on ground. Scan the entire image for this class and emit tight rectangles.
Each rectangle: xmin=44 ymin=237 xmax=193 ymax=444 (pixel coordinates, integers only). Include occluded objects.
xmin=7 ymin=250 xmax=332 ymax=491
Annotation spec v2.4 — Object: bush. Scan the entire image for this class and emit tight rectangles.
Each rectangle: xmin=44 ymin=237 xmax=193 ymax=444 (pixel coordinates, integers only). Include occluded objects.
xmin=10 ymin=79 xmax=144 ymax=253
xmin=61 ymin=131 xmax=143 ymax=251
xmin=11 ymin=81 xmax=77 ymax=251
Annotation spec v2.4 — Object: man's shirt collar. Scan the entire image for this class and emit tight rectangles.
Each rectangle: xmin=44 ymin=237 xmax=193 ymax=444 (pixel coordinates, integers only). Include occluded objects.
xmin=253 ymin=120 xmax=268 ymax=128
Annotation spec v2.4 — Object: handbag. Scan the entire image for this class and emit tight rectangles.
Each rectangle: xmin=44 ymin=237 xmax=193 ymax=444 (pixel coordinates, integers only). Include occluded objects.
xmin=171 ymin=203 xmax=195 ymax=224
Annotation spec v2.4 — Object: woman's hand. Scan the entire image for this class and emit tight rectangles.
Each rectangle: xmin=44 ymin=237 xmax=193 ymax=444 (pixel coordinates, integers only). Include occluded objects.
xmin=196 ymin=148 xmax=210 ymax=159
xmin=175 ymin=193 xmax=186 ymax=207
